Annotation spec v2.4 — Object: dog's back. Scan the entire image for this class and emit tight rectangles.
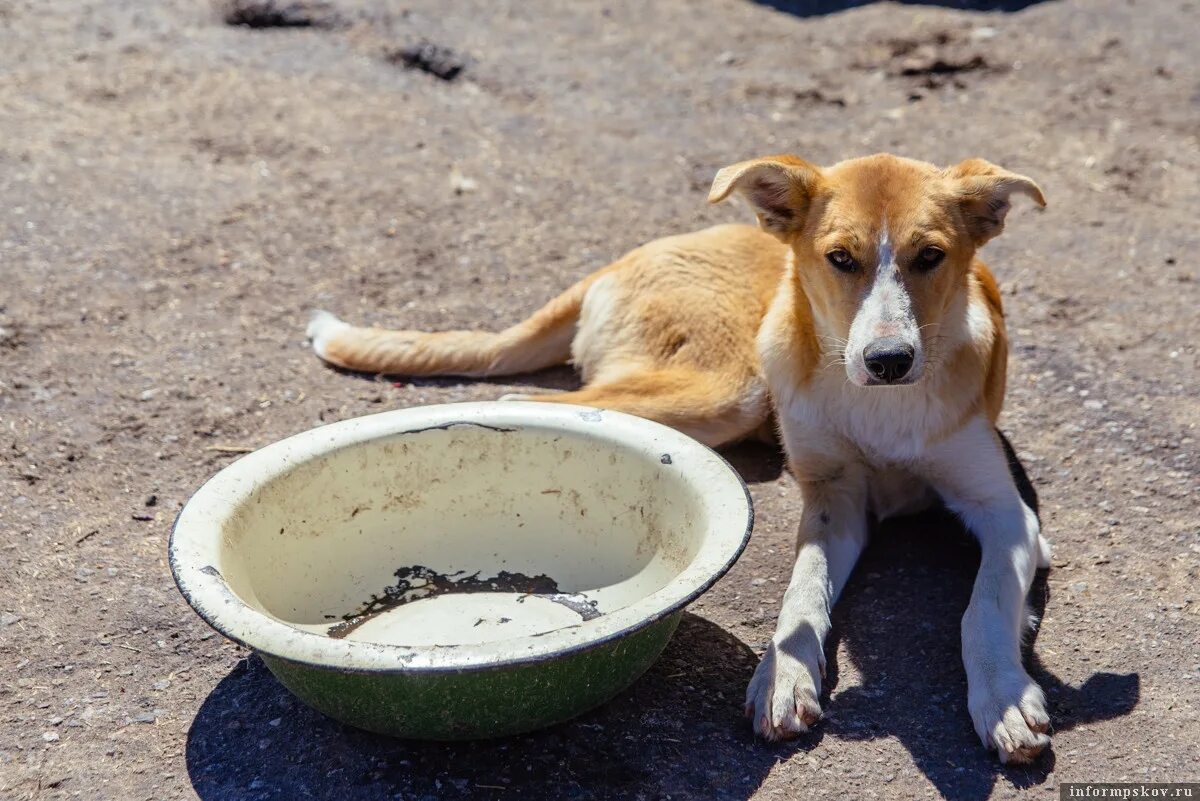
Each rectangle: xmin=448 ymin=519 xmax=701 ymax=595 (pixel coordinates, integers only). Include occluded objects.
xmin=309 ymin=223 xmax=786 ymax=446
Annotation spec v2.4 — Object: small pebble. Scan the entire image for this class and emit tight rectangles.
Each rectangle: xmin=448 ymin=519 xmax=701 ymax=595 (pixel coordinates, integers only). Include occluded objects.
xmin=42 ymin=732 xmax=60 ymax=742
xmin=449 ymin=168 xmax=478 ymax=195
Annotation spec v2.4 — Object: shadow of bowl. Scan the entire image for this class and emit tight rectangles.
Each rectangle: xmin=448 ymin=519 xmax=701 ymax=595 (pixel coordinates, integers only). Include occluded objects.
xmin=186 ymin=613 xmax=787 ymax=801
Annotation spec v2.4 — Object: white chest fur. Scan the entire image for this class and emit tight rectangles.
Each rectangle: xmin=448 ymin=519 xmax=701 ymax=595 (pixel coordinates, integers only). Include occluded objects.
xmin=777 ymin=372 xmax=966 ymax=465
xmin=758 ymin=261 xmax=986 ymax=469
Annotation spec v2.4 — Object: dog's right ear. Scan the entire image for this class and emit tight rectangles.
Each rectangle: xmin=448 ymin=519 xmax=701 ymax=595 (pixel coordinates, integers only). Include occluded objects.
xmin=708 ymin=156 xmax=823 ymax=237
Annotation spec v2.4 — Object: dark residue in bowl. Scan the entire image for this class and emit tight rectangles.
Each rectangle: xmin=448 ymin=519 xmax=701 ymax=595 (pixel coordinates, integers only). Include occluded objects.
xmin=327 ymin=565 xmax=601 ymax=639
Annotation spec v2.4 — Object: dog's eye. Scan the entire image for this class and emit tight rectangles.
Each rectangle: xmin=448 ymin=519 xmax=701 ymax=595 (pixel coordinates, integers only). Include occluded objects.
xmin=826 ymin=249 xmax=856 ymax=273
xmin=914 ymin=246 xmax=945 ymax=272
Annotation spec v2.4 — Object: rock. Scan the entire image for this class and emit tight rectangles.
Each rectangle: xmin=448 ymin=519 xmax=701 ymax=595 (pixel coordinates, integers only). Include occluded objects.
xmin=388 ymin=41 xmax=469 ymax=81
xmin=449 ymin=168 xmax=478 ymax=195
xmin=42 ymin=732 xmax=60 ymax=742
xmin=0 ymin=613 xmax=21 ymax=627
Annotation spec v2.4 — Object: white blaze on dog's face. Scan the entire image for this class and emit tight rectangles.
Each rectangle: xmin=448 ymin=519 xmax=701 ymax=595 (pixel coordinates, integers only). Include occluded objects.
xmin=709 ymin=153 xmax=1045 ymax=387
xmin=840 ymin=226 xmax=926 ymax=385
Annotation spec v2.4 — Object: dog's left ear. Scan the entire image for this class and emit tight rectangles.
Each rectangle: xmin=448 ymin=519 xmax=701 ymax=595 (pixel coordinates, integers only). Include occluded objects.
xmin=946 ymin=159 xmax=1046 ymax=246
xmin=708 ymin=155 xmax=823 ymax=238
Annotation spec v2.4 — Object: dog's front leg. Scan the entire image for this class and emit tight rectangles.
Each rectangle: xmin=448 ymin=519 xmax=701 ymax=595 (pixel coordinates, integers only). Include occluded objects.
xmin=747 ymin=466 xmax=868 ymax=740
xmin=926 ymin=418 xmax=1051 ymax=764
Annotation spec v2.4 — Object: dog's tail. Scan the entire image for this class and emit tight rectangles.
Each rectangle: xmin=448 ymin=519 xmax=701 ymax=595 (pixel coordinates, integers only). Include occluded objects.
xmin=307 ymin=274 xmax=596 ymax=377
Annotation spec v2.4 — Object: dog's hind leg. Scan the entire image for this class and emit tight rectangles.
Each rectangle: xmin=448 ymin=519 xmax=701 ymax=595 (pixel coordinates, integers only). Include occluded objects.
xmin=308 ymin=272 xmax=601 ymax=378
xmin=504 ymin=369 xmax=770 ymax=449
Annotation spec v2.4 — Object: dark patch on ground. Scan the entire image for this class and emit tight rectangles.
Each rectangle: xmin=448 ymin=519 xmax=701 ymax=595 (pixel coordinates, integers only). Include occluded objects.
xmin=753 ymin=0 xmax=1052 ymax=15
xmin=217 ymin=0 xmax=342 ymax=29
xmin=386 ymin=40 xmax=469 ymax=81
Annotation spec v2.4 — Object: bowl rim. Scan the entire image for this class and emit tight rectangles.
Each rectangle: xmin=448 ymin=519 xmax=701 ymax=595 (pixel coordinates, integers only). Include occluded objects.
xmin=169 ymin=401 xmax=753 ymax=674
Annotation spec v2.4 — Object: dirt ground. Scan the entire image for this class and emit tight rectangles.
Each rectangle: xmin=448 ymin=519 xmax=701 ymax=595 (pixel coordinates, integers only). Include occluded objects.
xmin=1 ymin=0 xmax=1197 ymax=798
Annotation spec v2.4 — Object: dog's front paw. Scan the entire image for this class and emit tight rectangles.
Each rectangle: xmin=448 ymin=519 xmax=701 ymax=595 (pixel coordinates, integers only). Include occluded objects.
xmin=969 ymin=674 xmax=1051 ymax=764
xmin=745 ymin=641 xmax=822 ymax=741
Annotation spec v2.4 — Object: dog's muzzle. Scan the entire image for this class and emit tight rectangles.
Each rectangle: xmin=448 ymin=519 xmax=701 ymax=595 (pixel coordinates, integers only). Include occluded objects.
xmin=862 ymin=337 xmax=915 ymax=384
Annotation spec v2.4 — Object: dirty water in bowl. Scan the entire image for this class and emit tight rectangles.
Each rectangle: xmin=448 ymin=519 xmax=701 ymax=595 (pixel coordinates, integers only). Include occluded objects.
xmin=317 ymin=564 xmax=603 ymax=645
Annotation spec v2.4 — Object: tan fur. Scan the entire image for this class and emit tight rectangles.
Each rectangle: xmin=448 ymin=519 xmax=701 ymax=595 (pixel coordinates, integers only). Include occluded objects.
xmin=312 ymin=224 xmax=784 ymax=447
xmin=738 ymin=154 xmax=1041 ymax=440
xmin=310 ymin=152 xmax=1048 ymax=762
xmin=310 ymin=154 xmax=1041 ymax=455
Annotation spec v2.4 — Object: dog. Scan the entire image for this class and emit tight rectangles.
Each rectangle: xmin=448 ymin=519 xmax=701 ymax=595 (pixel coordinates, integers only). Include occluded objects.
xmin=307 ymin=153 xmax=1052 ymax=763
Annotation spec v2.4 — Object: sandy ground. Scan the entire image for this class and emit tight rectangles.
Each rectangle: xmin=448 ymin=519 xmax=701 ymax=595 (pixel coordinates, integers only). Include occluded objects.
xmin=1 ymin=0 xmax=1198 ymax=799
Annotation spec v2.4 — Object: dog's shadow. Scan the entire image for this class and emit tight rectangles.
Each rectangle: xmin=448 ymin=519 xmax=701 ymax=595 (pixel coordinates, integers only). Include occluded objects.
xmin=331 ymin=363 xmax=585 ymax=394
xmin=185 ymin=612 xmax=785 ymax=801
xmin=805 ymin=433 xmax=1140 ymax=799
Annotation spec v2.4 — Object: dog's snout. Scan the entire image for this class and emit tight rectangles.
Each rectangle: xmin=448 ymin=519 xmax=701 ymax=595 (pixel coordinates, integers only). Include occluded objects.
xmin=863 ymin=338 xmax=915 ymax=383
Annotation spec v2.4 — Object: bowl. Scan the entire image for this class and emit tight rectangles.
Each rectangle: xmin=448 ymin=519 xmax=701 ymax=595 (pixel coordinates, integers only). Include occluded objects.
xmin=170 ymin=402 xmax=752 ymax=739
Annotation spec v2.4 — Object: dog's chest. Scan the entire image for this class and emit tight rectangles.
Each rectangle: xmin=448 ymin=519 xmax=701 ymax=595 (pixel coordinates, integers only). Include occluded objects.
xmin=780 ymin=375 xmax=960 ymax=465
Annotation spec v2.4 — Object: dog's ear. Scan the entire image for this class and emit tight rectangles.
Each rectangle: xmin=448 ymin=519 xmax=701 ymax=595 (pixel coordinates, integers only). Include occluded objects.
xmin=708 ymin=156 xmax=823 ymax=238
xmin=946 ymin=159 xmax=1046 ymax=246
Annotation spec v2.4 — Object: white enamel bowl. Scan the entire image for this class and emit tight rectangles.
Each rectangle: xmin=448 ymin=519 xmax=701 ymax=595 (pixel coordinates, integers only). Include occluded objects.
xmin=170 ymin=402 xmax=752 ymax=739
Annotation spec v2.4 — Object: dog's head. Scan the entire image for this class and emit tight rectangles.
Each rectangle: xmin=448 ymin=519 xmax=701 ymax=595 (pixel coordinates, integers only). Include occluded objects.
xmin=710 ymin=153 xmax=1044 ymax=386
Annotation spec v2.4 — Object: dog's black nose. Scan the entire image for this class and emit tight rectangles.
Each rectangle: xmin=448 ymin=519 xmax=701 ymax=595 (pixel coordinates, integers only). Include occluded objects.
xmin=863 ymin=338 xmax=915 ymax=383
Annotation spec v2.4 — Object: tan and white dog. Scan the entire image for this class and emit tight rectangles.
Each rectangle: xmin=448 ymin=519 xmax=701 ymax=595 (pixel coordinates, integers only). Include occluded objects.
xmin=307 ymin=153 xmax=1052 ymax=763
